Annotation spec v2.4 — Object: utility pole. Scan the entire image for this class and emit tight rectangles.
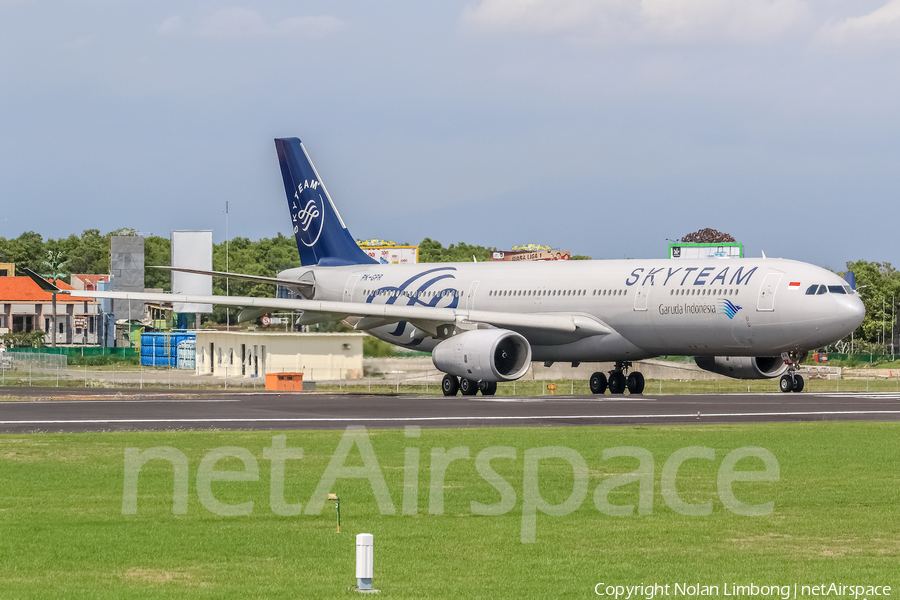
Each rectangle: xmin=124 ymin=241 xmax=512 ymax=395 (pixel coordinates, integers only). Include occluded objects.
xmin=51 ymin=291 xmax=57 ymax=349
xmin=225 ymin=201 xmax=230 ymax=332
xmin=882 ymin=296 xmax=886 ymax=355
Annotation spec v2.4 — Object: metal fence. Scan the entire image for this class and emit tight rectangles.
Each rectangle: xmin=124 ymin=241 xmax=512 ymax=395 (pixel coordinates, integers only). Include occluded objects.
xmin=824 ymin=353 xmax=897 ymax=363
xmin=5 ymin=347 xmax=139 ymax=359
xmin=1 ymin=352 xmax=67 ymax=385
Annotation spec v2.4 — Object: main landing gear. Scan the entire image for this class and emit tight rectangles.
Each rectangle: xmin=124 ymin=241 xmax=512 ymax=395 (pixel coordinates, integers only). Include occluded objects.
xmin=779 ymin=360 xmax=804 ymax=393
xmin=442 ymin=374 xmax=497 ymax=396
xmin=590 ymin=361 xmax=645 ymax=395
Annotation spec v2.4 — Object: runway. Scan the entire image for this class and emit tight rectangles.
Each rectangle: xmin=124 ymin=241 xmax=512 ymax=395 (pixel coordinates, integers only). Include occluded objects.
xmin=2 ymin=388 xmax=900 ymax=432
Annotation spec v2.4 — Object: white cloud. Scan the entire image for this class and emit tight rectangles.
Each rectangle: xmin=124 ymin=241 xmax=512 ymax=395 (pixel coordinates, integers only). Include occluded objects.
xmin=197 ymin=7 xmax=346 ymax=39
xmin=815 ymin=0 xmax=900 ymax=48
xmin=158 ymin=16 xmax=184 ymax=36
xmin=461 ymin=0 xmax=810 ymax=44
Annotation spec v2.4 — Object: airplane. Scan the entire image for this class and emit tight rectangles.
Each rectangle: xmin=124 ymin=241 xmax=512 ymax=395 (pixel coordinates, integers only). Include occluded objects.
xmin=47 ymin=137 xmax=866 ymax=396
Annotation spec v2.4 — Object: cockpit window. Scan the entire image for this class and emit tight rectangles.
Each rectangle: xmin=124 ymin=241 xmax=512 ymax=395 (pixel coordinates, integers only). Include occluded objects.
xmin=844 ymin=285 xmax=853 ymax=294
xmin=805 ymin=285 xmax=818 ymax=295
xmin=816 ymin=285 xmax=827 ymax=295
xmin=828 ymin=285 xmax=846 ymax=294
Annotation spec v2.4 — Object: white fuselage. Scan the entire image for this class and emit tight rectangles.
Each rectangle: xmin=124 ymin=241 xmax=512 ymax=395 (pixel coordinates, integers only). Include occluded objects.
xmin=281 ymin=258 xmax=864 ymax=363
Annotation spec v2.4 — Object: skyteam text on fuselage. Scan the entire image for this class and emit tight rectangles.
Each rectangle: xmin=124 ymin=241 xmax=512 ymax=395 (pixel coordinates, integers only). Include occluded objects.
xmin=55 ymin=137 xmax=865 ymax=396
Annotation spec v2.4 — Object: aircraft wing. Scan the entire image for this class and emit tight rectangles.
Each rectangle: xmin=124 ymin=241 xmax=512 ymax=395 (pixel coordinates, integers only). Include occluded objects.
xmin=61 ymin=289 xmax=611 ymax=338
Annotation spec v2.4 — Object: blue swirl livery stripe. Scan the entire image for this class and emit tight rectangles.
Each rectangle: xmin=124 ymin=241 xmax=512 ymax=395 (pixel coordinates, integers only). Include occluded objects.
xmin=366 ymin=267 xmax=460 ymax=309
xmin=719 ymin=299 xmax=743 ymax=319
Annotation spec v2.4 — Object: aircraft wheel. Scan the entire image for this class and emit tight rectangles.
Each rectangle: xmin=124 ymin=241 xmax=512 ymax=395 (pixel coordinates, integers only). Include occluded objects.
xmin=792 ymin=374 xmax=804 ymax=393
xmin=779 ymin=374 xmax=794 ymax=393
xmin=626 ymin=372 xmax=645 ymax=395
xmin=460 ymin=378 xmax=478 ymax=396
xmin=479 ymin=381 xmax=498 ymax=396
xmin=608 ymin=372 xmax=627 ymax=395
xmin=589 ymin=372 xmax=608 ymax=394
xmin=442 ymin=374 xmax=459 ymax=396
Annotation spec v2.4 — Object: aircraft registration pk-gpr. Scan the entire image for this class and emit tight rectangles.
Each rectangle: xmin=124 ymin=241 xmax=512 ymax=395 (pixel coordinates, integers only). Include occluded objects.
xmin=56 ymin=138 xmax=866 ymax=396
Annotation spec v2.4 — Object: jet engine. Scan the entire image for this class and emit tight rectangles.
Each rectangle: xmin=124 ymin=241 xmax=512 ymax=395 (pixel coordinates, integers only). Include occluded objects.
xmin=432 ymin=329 xmax=532 ymax=383
xmin=694 ymin=356 xmax=789 ymax=380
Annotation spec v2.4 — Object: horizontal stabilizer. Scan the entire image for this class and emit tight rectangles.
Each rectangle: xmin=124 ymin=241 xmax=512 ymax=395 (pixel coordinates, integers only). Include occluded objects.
xmin=24 ymin=268 xmax=62 ymax=293
xmin=151 ymin=265 xmax=314 ymax=290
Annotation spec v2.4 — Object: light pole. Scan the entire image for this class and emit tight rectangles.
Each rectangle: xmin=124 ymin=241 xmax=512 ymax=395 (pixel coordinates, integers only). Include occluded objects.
xmin=225 ymin=201 xmax=230 ymax=332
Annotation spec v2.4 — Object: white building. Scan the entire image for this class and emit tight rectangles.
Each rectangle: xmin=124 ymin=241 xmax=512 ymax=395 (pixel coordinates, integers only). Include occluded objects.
xmin=195 ymin=331 xmax=365 ymax=381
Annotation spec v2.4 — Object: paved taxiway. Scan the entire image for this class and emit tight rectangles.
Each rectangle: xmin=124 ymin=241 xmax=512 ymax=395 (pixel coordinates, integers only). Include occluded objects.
xmin=1 ymin=388 xmax=900 ymax=432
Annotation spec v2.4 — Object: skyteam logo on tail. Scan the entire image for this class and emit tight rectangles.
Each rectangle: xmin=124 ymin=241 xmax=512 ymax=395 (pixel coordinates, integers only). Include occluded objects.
xmin=292 ymin=181 xmax=325 ymax=247
xmin=719 ymin=298 xmax=743 ymax=319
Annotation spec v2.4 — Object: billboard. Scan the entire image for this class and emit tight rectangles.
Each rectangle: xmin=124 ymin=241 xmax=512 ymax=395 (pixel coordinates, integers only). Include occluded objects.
xmin=361 ymin=245 xmax=418 ymax=264
xmin=668 ymin=243 xmax=743 ymax=259
xmin=171 ymin=230 xmax=213 ymax=313
xmin=491 ymin=250 xmax=570 ymax=262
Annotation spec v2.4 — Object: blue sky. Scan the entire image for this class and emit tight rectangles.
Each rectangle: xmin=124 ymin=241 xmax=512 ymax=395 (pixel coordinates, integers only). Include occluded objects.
xmin=2 ymin=0 xmax=898 ymax=271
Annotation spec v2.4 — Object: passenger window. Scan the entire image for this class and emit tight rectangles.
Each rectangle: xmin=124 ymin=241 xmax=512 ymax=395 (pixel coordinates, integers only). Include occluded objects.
xmin=828 ymin=285 xmax=846 ymax=294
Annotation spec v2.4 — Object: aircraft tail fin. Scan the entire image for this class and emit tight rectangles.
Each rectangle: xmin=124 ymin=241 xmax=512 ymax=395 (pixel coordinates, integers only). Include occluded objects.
xmin=274 ymin=138 xmax=375 ymax=267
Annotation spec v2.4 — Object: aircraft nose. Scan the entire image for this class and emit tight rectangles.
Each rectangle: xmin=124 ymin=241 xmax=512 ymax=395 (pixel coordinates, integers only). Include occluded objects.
xmin=842 ymin=294 xmax=866 ymax=330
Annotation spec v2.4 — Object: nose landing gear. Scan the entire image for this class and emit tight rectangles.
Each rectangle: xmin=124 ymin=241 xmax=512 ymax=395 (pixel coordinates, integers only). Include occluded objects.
xmin=779 ymin=354 xmax=805 ymax=393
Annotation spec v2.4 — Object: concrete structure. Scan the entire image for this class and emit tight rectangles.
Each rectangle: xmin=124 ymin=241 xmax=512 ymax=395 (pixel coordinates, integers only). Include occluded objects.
xmin=0 ymin=263 xmax=14 ymax=277
xmin=195 ymin=331 xmax=365 ymax=381
xmin=0 ymin=277 xmax=101 ymax=344
xmin=110 ymin=236 xmax=144 ymax=329
xmin=171 ymin=230 xmax=213 ymax=314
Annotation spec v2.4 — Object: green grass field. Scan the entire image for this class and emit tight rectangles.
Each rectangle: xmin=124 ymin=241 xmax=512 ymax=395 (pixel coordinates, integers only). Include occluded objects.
xmin=1 ymin=423 xmax=898 ymax=598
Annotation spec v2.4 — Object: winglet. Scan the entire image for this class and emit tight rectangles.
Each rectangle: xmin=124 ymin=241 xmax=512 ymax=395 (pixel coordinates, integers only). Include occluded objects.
xmin=24 ymin=268 xmax=62 ymax=293
xmin=844 ymin=270 xmax=856 ymax=291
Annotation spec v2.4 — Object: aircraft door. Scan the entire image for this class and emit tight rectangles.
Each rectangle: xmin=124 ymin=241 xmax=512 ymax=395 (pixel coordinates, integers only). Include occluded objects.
xmin=466 ymin=281 xmax=479 ymax=310
xmin=757 ymin=273 xmax=782 ymax=312
xmin=343 ymin=275 xmax=360 ymax=302
xmin=633 ymin=279 xmax=651 ymax=311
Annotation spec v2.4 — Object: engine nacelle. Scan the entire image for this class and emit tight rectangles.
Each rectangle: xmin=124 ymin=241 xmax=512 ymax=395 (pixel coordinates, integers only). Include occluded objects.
xmin=694 ymin=356 xmax=788 ymax=380
xmin=432 ymin=329 xmax=532 ymax=383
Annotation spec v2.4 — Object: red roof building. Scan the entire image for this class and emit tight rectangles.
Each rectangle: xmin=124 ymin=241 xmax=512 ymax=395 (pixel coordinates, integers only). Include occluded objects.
xmin=0 ymin=277 xmax=100 ymax=345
